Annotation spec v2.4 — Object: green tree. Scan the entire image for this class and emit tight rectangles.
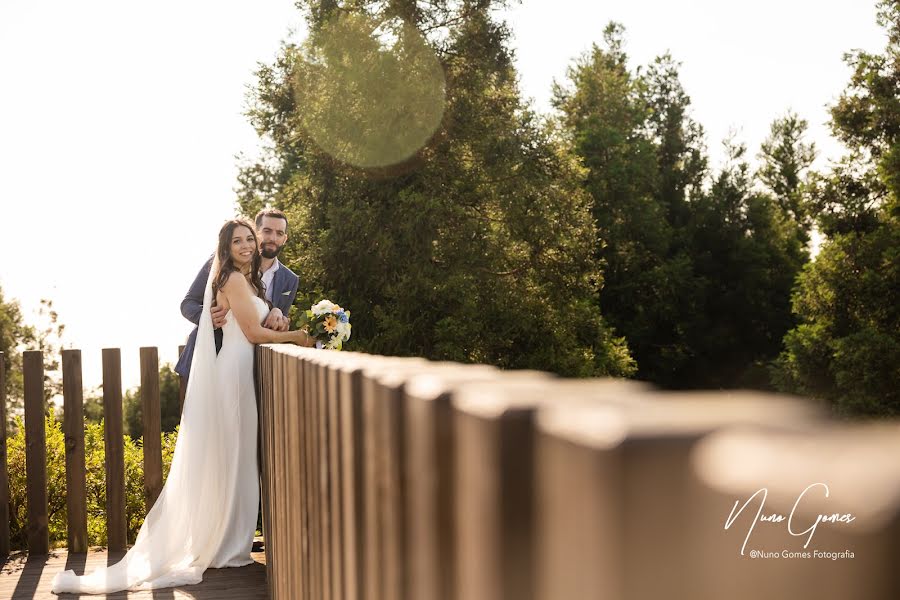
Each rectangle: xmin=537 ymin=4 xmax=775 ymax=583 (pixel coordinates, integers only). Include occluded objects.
xmin=757 ymin=111 xmax=817 ymax=235
xmin=552 ymin=26 xmax=695 ymax=385
xmin=123 ymin=364 xmax=183 ymax=440
xmin=1 ymin=286 xmax=33 ymax=429
xmin=683 ymin=138 xmax=808 ymax=388
xmin=1 ymin=290 xmax=67 ymax=431
xmin=774 ymin=0 xmax=900 ymax=416
xmin=556 ymin=24 xmax=812 ymax=389
xmin=237 ymin=1 xmax=634 ymax=376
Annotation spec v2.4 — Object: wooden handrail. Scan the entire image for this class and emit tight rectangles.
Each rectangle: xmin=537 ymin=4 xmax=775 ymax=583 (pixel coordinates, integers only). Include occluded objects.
xmin=4 ymin=344 xmax=900 ymax=600
xmin=256 ymin=345 xmax=900 ymax=600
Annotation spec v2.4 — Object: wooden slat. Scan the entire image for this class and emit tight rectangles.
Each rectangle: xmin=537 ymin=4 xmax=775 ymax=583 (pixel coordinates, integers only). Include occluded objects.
xmin=361 ymin=368 xmax=383 ymax=600
xmin=452 ymin=379 xmax=649 ymax=600
xmin=402 ymin=367 xmax=504 ymax=600
xmin=317 ymin=356 xmax=332 ymax=600
xmin=688 ymin=424 xmax=900 ymax=600
xmin=532 ymin=391 xmax=824 ymax=600
xmin=61 ymin=349 xmax=88 ymax=553
xmin=0 ymin=351 xmax=10 ymax=557
xmin=258 ymin=346 xmax=276 ymax=600
xmin=140 ymin=347 xmax=163 ymax=511
xmin=275 ymin=349 xmax=288 ymax=600
xmin=285 ymin=351 xmax=301 ymax=600
xmin=339 ymin=358 xmax=365 ymax=600
xmin=307 ymin=355 xmax=320 ymax=600
xmin=23 ymin=350 xmax=49 ymax=555
xmin=102 ymin=348 xmax=127 ymax=551
xmin=327 ymin=359 xmax=344 ymax=600
xmin=300 ymin=353 xmax=312 ymax=600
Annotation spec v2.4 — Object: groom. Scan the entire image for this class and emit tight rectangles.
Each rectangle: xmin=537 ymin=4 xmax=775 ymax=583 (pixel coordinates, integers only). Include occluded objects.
xmin=174 ymin=207 xmax=300 ymax=379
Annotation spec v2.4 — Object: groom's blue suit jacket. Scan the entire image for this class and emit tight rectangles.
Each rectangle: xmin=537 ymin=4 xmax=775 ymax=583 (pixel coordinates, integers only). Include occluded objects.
xmin=174 ymin=257 xmax=300 ymax=378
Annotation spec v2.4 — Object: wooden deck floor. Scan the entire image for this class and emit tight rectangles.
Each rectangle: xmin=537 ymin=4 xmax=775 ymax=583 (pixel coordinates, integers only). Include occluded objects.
xmin=0 ymin=546 xmax=267 ymax=600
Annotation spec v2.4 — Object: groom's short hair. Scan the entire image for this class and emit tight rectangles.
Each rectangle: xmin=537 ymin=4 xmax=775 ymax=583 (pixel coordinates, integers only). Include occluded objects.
xmin=254 ymin=208 xmax=288 ymax=230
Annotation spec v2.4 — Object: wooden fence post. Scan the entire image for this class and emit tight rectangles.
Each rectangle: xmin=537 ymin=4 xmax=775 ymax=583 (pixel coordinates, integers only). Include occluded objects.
xmin=0 ymin=352 xmax=10 ymax=557
xmin=102 ymin=348 xmax=127 ymax=552
xmin=62 ymin=349 xmax=88 ymax=553
xmin=140 ymin=347 xmax=163 ymax=511
xmin=23 ymin=350 xmax=49 ymax=554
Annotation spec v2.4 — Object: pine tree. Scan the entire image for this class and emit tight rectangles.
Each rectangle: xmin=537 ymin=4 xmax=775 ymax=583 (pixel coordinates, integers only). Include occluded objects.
xmin=774 ymin=1 xmax=900 ymax=416
xmin=237 ymin=1 xmax=634 ymax=376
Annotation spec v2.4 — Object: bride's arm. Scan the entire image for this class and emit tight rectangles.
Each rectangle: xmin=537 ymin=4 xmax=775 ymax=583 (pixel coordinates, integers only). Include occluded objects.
xmin=222 ymin=273 xmax=315 ymax=346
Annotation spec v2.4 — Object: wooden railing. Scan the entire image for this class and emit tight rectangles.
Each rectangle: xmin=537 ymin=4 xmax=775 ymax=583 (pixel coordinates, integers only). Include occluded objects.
xmin=3 ymin=344 xmax=900 ymax=599
xmin=257 ymin=345 xmax=900 ymax=600
xmin=0 ymin=347 xmax=186 ymax=556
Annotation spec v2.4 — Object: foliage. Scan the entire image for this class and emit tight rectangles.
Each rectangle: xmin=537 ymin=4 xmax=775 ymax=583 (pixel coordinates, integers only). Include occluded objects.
xmin=773 ymin=0 xmax=900 ymax=416
xmin=6 ymin=409 xmax=178 ymax=550
xmin=237 ymin=0 xmax=634 ymax=377
xmin=0 ymin=286 xmax=32 ymax=429
xmin=554 ymin=24 xmax=811 ymax=388
xmin=123 ymin=364 xmax=183 ymax=440
xmin=1 ymin=291 xmax=67 ymax=431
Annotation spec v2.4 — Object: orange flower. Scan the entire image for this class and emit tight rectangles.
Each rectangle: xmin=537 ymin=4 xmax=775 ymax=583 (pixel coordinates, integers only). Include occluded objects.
xmin=323 ymin=315 xmax=338 ymax=333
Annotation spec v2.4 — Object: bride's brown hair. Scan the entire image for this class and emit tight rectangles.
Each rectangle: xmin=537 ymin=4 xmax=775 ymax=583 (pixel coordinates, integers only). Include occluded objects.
xmin=212 ymin=218 xmax=268 ymax=304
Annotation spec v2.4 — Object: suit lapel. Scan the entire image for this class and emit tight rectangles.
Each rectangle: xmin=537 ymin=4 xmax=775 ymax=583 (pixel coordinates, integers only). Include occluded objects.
xmin=270 ymin=266 xmax=290 ymax=312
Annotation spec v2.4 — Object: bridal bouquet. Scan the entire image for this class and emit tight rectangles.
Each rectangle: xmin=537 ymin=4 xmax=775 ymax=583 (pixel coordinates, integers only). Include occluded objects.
xmin=299 ymin=299 xmax=352 ymax=350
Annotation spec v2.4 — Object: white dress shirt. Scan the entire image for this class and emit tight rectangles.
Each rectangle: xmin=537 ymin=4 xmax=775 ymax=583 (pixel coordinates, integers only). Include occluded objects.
xmin=260 ymin=258 xmax=280 ymax=303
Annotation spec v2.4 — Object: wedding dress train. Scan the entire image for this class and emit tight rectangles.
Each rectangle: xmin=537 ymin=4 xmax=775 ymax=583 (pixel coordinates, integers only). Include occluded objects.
xmin=52 ymin=267 xmax=264 ymax=594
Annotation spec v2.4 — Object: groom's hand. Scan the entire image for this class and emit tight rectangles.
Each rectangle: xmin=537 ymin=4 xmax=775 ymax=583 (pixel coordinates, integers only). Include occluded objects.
xmin=263 ymin=308 xmax=289 ymax=332
xmin=211 ymin=305 xmax=228 ymax=329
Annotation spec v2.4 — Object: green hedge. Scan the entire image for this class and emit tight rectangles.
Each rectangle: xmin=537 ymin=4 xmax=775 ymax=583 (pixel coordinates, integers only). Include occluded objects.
xmin=5 ymin=408 xmax=177 ymax=550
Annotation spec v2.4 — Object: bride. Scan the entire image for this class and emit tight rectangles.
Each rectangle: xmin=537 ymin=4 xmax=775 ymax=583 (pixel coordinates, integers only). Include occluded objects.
xmin=52 ymin=218 xmax=315 ymax=594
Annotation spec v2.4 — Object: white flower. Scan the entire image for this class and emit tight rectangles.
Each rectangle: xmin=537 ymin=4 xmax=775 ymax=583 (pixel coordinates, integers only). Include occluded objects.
xmin=311 ymin=299 xmax=336 ymax=316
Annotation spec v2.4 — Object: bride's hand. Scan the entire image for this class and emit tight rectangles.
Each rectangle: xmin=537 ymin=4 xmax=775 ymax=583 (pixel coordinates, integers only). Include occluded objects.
xmin=292 ymin=329 xmax=314 ymax=347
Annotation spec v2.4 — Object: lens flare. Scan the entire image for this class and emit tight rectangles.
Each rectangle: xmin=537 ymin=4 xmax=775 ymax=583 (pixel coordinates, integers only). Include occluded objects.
xmin=293 ymin=14 xmax=446 ymax=169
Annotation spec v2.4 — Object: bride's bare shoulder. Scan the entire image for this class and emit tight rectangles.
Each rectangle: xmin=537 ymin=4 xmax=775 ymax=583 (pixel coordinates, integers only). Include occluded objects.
xmin=222 ymin=271 xmax=248 ymax=289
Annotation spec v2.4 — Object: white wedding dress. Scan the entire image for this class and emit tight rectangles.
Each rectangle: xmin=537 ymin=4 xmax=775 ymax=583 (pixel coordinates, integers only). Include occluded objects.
xmin=52 ymin=264 xmax=264 ymax=594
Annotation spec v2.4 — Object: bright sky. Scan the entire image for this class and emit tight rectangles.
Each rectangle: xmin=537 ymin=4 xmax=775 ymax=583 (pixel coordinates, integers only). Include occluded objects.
xmin=0 ymin=0 xmax=887 ymax=393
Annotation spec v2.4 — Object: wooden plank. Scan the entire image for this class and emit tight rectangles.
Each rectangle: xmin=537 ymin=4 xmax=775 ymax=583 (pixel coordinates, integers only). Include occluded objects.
xmin=273 ymin=349 xmax=288 ymax=599
xmin=327 ymin=360 xmax=344 ymax=600
xmin=452 ymin=378 xmax=649 ymax=600
xmin=300 ymin=354 xmax=320 ymax=599
xmin=317 ymin=356 xmax=332 ymax=600
xmin=271 ymin=349 xmax=285 ymax=600
xmin=140 ymin=347 xmax=163 ymax=511
xmin=0 ymin=351 xmax=10 ymax=557
xmin=688 ymin=424 xmax=900 ymax=600
xmin=0 ymin=547 xmax=268 ymax=600
xmin=531 ymin=391 xmax=824 ymax=600
xmin=361 ymin=370 xmax=382 ymax=600
xmin=339 ymin=359 xmax=364 ymax=600
xmin=258 ymin=346 xmax=275 ymax=600
xmin=62 ymin=349 xmax=88 ymax=553
xmin=402 ymin=367 xmax=504 ymax=600
xmin=23 ymin=350 xmax=49 ymax=555
xmin=102 ymin=348 xmax=127 ymax=552
xmin=300 ymin=353 xmax=312 ymax=600
xmin=285 ymin=351 xmax=301 ymax=600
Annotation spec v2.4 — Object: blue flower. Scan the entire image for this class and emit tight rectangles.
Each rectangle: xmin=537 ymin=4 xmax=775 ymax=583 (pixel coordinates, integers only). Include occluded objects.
xmin=339 ymin=313 xmax=349 ymax=323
